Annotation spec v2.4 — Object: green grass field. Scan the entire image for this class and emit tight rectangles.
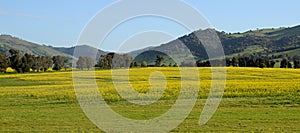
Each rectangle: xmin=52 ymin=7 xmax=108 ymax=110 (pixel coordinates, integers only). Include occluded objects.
xmin=0 ymin=67 xmax=299 ymax=132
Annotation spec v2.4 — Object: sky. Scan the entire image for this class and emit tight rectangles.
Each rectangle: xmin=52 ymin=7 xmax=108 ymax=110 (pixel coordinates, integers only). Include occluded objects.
xmin=1 ymin=0 xmax=300 ymax=52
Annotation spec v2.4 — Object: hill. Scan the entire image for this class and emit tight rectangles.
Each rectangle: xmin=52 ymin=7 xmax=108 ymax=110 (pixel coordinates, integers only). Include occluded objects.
xmin=0 ymin=35 xmax=105 ymax=60
xmin=130 ymin=25 xmax=300 ymax=63
xmin=0 ymin=35 xmax=73 ymax=58
xmin=52 ymin=45 xmax=106 ymax=59
xmin=1 ymin=25 xmax=299 ymax=64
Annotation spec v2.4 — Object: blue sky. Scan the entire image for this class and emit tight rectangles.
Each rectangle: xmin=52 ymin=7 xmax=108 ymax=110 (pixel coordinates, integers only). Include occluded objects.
xmin=1 ymin=0 xmax=300 ymax=51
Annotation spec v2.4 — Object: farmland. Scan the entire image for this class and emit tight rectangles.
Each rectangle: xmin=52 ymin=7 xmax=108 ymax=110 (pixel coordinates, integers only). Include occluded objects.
xmin=0 ymin=67 xmax=300 ymax=132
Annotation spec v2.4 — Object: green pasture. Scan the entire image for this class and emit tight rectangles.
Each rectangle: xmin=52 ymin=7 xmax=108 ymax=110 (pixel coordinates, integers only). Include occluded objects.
xmin=0 ymin=67 xmax=299 ymax=132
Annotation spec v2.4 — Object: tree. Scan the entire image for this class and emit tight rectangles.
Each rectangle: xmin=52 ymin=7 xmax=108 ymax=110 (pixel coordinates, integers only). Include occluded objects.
xmin=76 ymin=56 xmax=94 ymax=70
xmin=269 ymin=60 xmax=276 ymax=68
xmin=85 ymin=57 xmax=94 ymax=70
xmin=196 ymin=60 xmax=203 ymax=67
xmin=293 ymin=55 xmax=300 ymax=69
xmin=130 ymin=61 xmax=139 ymax=68
xmin=232 ymin=57 xmax=238 ymax=67
xmin=98 ymin=54 xmax=108 ymax=68
xmin=21 ymin=54 xmax=30 ymax=73
xmin=196 ymin=60 xmax=211 ymax=67
xmin=246 ymin=56 xmax=257 ymax=67
xmin=288 ymin=62 xmax=293 ymax=68
xmin=294 ymin=60 xmax=300 ymax=69
xmin=32 ymin=56 xmax=43 ymax=72
xmin=21 ymin=53 xmax=35 ymax=73
xmin=0 ymin=53 xmax=10 ymax=73
xmin=106 ymin=53 xmax=115 ymax=68
xmin=258 ymin=58 xmax=268 ymax=68
xmin=98 ymin=53 xmax=115 ymax=69
xmin=173 ymin=63 xmax=178 ymax=67
xmin=155 ymin=55 xmax=164 ymax=67
xmin=225 ymin=57 xmax=231 ymax=67
xmin=52 ymin=56 xmax=68 ymax=71
xmin=280 ymin=58 xmax=289 ymax=68
xmin=52 ymin=63 xmax=62 ymax=71
xmin=9 ymin=49 xmax=22 ymax=73
xmin=41 ymin=56 xmax=53 ymax=72
xmin=259 ymin=61 xmax=266 ymax=68
xmin=76 ymin=56 xmax=86 ymax=70
xmin=98 ymin=53 xmax=132 ymax=69
xmin=141 ymin=61 xmax=148 ymax=67
xmin=113 ymin=54 xmax=132 ymax=68
xmin=238 ymin=56 xmax=246 ymax=67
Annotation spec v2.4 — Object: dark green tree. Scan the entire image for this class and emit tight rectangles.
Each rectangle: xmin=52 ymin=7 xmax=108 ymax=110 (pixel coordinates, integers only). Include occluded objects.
xmin=52 ymin=63 xmax=62 ymax=71
xmin=288 ymin=62 xmax=293 ymax=68
xmin=258 ymin=58 xmax=268 ymax=68
xmin=155 ymin=55 xmax=164 ymax=67
xmin=232 ymin=57 xmax=238 ymax=67
xmin=98 ymin=53 xmax=132 ymax=69
xmin=280 ymin=58 xmax=289 ymax=68
xmin=225 ymin=57 xmax=231 ymax=67
xmin=130 ymin=61 xmax=138 ymax=68
xmin=41 ymin=56 xmax=53 ymax=72
xmin=269 ymin=60 xmax=276 ymax=68
xmin=0 ymin=53 xmax=10 ymax=73
xmin=196 ymin=60 xmax=211 ymax=67
xmin=32 ymin=56 xmax=42 ymax=72
xmin=294 ymin=60 xmax=300 ymax=69
xmin=9 ymin=49 xmax=22 ymax=73
xmin=21 ymin=55 xmax=30 ymax=73
xmin=238 ymin=57 xmax=246 ymax=67
xmin=52 ymin=56 xmax=68 ymax=71
xmin=106 ymin=53 xmax=115 ymax=68
xmin=21 ymin=53 xmax=35 ymax=73
xmin=293 ymin=55 xmax=300 ymax=69
xmin=98 ymin=54 xmax=108 ymax=68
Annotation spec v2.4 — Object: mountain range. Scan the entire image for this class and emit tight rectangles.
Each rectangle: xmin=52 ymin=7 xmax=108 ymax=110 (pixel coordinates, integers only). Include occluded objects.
xmin=1 ymin=25 xmax=299 ymax=64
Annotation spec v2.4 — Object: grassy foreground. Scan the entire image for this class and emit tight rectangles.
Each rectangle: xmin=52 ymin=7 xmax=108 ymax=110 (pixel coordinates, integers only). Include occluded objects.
xmin=0 ymin=67 xmax=299 ymax=132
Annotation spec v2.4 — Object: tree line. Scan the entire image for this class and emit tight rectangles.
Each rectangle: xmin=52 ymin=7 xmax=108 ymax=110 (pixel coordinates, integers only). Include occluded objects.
xmin=225 ymin=55 xmax=300 ymax=69
xmin=0 ymin=49 xmax=69 ymax=73
xmin=94 ymin=53 xmax=180 ymax=69
xmin=175 ymin=54 xmax=300 ymax=69
xmin=1 ymin=49 xmax=299 ymax=73
xmin=78 ymin=52 xmax=300 ymax=69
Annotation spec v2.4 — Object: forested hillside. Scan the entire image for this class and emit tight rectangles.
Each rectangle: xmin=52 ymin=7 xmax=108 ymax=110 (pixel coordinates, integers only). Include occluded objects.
xmin=131 ymin=25 xmax=300 ymax=63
